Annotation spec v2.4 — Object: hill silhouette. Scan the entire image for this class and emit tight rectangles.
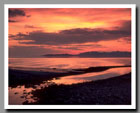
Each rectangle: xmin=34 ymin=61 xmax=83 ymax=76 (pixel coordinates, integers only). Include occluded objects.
xmin=43 ymin=51 xmax=131 ymax=58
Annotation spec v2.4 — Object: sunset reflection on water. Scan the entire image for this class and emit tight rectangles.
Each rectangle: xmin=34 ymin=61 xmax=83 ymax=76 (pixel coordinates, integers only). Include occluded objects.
xmin=51 ymin=67 xmax=131 ymax=85
xmin=9 ymin=58 xmax=131 ymax=69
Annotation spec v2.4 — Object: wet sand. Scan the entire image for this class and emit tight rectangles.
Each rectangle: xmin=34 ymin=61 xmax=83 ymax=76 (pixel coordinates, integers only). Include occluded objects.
xmin=23 ymin=72 xmax=131 ymax=105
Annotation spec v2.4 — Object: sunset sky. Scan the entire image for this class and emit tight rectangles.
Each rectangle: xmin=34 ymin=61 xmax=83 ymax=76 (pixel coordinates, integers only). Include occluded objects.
xmin=8 ymin=8 xmax=131 ymax=57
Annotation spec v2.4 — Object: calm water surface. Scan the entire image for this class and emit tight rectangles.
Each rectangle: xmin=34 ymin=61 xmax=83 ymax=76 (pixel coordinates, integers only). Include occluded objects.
xmin=9 ymin=58 xmax=131 ymax=69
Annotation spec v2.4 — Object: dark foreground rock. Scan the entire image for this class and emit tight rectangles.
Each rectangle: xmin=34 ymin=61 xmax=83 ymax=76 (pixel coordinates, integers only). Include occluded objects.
xmin=23 ymin=73 xmax=131 ymax=105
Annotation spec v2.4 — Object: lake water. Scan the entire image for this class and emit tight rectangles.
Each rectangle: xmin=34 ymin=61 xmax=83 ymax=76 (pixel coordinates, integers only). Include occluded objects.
xmin=9 ymin=57 xmax=131 ymax=69
xmin=8 ymin=58 xmax=131 ymax=105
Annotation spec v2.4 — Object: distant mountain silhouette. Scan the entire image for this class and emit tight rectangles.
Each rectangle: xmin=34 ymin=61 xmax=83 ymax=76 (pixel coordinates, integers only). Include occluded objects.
xmin=43 ymin=51 xmax=131 ymax=58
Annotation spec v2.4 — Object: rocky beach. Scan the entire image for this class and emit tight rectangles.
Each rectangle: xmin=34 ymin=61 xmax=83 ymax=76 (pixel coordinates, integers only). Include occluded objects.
xmin=22 ymin=72 xmax=131 ymax=105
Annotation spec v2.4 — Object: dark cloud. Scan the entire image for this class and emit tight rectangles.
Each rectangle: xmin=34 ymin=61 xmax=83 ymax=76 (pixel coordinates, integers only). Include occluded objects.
xmin=114 ymin=20 xmax=131 ymax=34
xmin=26 ymin=15 xmax=31 ymax=18
xmin=12 ymin=20 xmax=131 ymax=45
xmin=9 ymin=9 xmax=26 ymax=17
xmin=15 ymin=32 xmax=28 ymax=37
xmin=119 ymin=20 xmax=131 ymax=33
xmin=24 ymin=25 xmax=40 ymax=29
xmin=57 ymin=46 xmax=82 ymax=50
xmin=57 ymin=44 xmax=103 ymax=50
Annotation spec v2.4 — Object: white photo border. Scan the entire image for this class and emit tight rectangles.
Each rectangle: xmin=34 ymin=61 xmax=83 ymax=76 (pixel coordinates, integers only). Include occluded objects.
xmin=4 ymin=4 xmax=136 ymax=109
